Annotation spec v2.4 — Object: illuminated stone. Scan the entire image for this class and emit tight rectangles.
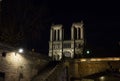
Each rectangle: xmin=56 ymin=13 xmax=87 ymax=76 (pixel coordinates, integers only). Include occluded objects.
xmin=49 ymin=21 xmax=84 ymax=60
xmin=0 ymin=51 xmax=48 ymax=81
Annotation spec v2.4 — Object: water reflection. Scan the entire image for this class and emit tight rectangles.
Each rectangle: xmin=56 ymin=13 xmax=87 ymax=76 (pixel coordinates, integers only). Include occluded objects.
xmin=83 ymin=75 xmax=120 ymax=81
xmin=95 ymin=75 xmax=120 ymax=81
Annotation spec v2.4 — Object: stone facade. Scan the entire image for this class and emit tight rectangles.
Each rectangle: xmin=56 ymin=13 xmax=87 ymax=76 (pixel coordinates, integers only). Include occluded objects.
xmin=49 ymin=21 xmax=84 ymax=60
xmin=0 ymin=50 xmax=49 ymax=81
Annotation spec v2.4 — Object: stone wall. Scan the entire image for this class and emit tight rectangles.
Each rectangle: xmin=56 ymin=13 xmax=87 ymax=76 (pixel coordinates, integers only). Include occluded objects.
xmin=2 ymin=54 xmax=119 ymax=81
xmin=25 ymin=59 xmax=120 ymax=81
xmin=0 ymin=51 xmax=49 ymax=81
xmin=68 ymin=60 xmax=120 ymax=78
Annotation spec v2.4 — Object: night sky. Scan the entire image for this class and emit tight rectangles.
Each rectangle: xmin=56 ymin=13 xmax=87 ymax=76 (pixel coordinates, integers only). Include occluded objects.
xmin=1 ymin=0 xmax=120 ymax=56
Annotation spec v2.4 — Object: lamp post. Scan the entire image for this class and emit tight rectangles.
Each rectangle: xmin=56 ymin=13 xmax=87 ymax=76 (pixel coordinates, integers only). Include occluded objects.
xmin=15 ymin=48 xmax=24 ymax=55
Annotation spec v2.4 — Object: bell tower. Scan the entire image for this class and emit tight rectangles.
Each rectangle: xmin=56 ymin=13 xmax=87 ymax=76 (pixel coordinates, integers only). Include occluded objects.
xmin=49 ymin=24 xmax=63 ymax=60
xmin=71 ymin=21 xmax=84 ymax=40
xmin=71 ymin=21 xmax=84 ymax=57
xmin=50 ymin=24 xmax=63 ymax=41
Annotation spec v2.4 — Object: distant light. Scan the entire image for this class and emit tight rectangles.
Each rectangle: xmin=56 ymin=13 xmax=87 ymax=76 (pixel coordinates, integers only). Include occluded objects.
xmin=18 ymin=48 xmax=23 ymax=53
xmin=86 ymin=50 xmax=90 ymax=54
xmin=99 ymin=76 xmax=105 ymax=80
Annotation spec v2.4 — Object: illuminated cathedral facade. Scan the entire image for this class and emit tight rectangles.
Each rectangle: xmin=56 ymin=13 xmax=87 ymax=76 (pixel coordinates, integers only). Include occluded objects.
xmin=49 ymin=21 xmax=84 ymax=60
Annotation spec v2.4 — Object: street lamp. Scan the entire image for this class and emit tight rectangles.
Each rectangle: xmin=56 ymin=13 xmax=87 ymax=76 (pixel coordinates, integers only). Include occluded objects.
xmin=15 ymin=48 xmax=24 ymax=56
xmin=18 ymin=48 xmax=24 ymax=53
xmin=86 ymin=50 xmax=90 ymax=54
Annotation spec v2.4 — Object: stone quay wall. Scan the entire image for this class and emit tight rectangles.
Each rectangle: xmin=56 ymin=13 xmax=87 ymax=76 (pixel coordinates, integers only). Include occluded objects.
xmin=0 ymin=51 xmax=49 ymax=81
xmin=68 ymin=59 xmax=120 ymax=78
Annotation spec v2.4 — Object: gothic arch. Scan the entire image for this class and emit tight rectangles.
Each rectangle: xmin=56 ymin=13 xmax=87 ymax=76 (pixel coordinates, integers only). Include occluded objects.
xmin=63 ymin=50 xmax=73 ymax=58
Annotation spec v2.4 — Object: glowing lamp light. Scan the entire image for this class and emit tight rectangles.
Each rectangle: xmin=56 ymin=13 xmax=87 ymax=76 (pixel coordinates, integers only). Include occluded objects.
xmin=18 ymin=48 xmax=24 ymax=53
xmin=86 ymin=50 xmax=90 ymax=54
xmin=99 ymin=76 xmax=105 ymax=81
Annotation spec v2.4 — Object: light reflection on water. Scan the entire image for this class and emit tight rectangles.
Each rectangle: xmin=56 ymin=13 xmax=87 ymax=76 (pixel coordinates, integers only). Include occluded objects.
xmin=81 ymin=75 xmax=120 ymax=81
xmin=94 ymin=75 xmax=120 ymax=81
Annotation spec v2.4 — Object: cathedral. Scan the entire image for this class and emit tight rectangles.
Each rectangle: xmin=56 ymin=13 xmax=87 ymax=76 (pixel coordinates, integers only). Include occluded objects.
xmin=49 ymin=21 xmax=84 ymax=60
